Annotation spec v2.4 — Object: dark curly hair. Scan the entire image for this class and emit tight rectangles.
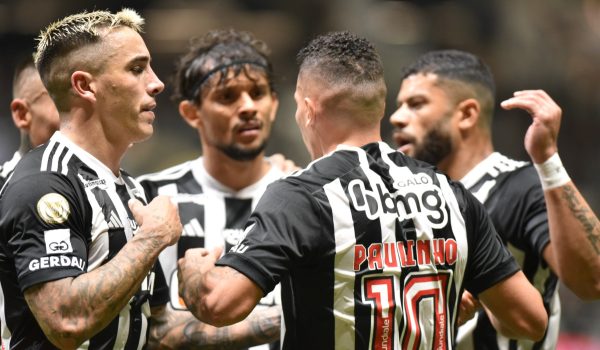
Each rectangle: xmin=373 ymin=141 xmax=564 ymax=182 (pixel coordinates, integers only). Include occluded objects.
xmin=296 ymin=31 xmax=384 ymax=85
xmin=401 ymin=49 xmax=496 ymax=127
xmin=172 ymin=28 xmax=275 ymax=104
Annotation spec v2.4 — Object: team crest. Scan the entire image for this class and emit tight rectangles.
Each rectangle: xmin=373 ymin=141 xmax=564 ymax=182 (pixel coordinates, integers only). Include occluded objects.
xmin=37 ymin=193 xmax=70 ymax=224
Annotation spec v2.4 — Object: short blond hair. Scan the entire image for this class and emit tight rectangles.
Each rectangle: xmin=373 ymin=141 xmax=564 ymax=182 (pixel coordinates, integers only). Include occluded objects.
xmin=34 ymin=8 xmax=144 ymax=111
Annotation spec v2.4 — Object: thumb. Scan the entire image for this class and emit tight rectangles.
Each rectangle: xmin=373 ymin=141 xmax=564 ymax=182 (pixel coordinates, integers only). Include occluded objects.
xmin=212 ymin=245 xmax=224 ymax=259
xmin=128 ymin=198 xmax=144 ymax=225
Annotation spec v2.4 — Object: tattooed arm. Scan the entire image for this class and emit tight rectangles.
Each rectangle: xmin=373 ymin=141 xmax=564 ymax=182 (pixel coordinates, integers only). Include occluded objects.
xmin=147 ymin=304 xmax=280 ymax=349
xmin=502 ymin=90 xmax=600 ymax=300
xmin=177 ymin=247 xmax=264 ymax=327
xmin=542 ymin=184 xmax=600 ymax=299
xmin=24 ymin=197 xmax=182 ymax=349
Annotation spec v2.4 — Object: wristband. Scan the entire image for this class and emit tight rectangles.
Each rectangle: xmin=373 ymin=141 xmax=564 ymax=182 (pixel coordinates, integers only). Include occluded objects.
xmin=533 ymin=153 xmax=571 ymax=190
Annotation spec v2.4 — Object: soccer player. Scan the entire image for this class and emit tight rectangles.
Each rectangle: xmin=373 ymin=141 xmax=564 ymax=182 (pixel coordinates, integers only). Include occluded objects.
xmin=389 ymin=49 xmax=600 ymax=349
xmin=0 ymin=56 xmax=59 ymax=188
xmin=177 ymin=31 xmax=548 ymax=349
xmin=137 ymin=29 xmax=283 ymax=348
xmin=0 ymin=9 xmax=182 ymax=349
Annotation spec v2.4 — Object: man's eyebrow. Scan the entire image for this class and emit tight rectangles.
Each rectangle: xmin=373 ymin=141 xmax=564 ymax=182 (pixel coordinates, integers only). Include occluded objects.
xmin=128 ymin=55 xmax=151 ymax=65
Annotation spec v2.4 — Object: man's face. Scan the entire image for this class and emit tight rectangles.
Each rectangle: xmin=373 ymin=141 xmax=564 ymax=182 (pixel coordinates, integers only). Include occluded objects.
xmin=195 ymin=68 xmax=278 ymax=161
xmin=22 ymin=69 xmax=59 ymax=147
xmin=93 ymin=27 xmax=164 ymax=146
xmin=389 ymin=73 xmax=457 ymax=166
xmin=293 ymin=75 xmax=316 ymax=160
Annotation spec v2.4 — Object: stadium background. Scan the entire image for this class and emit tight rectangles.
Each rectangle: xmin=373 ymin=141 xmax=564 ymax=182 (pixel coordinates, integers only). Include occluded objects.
xmin=0 ymin=0 xmax=598 ymax=347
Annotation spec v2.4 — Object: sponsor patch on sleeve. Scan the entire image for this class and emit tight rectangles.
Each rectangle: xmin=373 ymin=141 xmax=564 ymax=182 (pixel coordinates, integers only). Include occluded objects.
xmin=44 ymin=228 xmax=73 ymax=254
xmin=37 ymin=193 xmax=70 ymax=224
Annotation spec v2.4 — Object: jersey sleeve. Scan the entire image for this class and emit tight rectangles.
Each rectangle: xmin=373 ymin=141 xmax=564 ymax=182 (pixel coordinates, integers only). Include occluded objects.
xmin=460 ymin=185 xmax=521 ymax=296
xmin=493 ymin=167 xmax=549 ymax=258
xmin=1 ymin=172 xmax=90 ymax=292
xmin=216 ymin=180 xmax=324 ymax=295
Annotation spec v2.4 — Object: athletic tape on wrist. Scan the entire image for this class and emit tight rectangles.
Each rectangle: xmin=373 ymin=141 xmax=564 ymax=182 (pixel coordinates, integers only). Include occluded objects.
xmin=533 ymin=153 xmax=571 ymax=190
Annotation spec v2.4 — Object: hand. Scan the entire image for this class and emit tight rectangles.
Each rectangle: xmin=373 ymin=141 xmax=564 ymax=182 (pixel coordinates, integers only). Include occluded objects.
xmin=457 ymin=291 xmax=481 ymax=326
xmin=500 ymin=90 xmax=561 ymax=164
xmin=177 ymin=246 xmax=223 ymax=307
xmin=269 ymin=153 xmax=300 ymax=174
xmin=129 ymin=196 xmax=182 ymax=248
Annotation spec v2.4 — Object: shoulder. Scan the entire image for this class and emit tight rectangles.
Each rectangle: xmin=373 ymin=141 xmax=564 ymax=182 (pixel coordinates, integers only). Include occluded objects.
xmin=137 ymin=159 xmax=196 ymax=185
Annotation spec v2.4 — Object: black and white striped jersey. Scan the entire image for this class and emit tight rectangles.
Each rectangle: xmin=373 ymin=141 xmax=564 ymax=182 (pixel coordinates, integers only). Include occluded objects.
xmin=217 ymin=142 xmax=519 ymax=350
xmin=138 ymin=157 xmax=283 ymax=350
xmin=456 ymin=152 xmax=558 ymax=350
xmin=0 ymin=132 xmax=168 ymax=350
xmin=0 ymin=151 xmax=21 ymax=190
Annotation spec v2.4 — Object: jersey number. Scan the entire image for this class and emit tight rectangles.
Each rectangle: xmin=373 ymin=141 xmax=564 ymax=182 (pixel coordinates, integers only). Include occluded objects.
xmin=363 ymin=272 xmax=451 ymax=350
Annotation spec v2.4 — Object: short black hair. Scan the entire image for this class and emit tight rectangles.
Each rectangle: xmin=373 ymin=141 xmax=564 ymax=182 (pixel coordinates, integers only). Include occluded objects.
xmin=13 ymin=55 xmax=36 ymax=93
xmin=296 ymin=31 xmax=384 ymax=85
xmin=172 ymin=28 xmax=274 ymax=104
xmin=400 ymin=49 xmax=496 ymax=98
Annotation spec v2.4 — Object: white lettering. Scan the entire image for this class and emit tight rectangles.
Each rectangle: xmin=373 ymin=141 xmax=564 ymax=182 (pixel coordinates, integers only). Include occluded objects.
xmin=28 ymin=255 xmax=87 ymax=272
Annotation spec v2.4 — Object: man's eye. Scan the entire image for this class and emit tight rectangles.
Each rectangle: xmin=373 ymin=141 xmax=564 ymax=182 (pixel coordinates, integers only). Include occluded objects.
xmin=131 ymin=66 xmax=144 ymax=74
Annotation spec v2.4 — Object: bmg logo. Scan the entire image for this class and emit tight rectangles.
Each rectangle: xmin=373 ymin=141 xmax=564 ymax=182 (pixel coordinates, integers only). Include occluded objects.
xmin=348 ymin=174 xmax=448 ymax=229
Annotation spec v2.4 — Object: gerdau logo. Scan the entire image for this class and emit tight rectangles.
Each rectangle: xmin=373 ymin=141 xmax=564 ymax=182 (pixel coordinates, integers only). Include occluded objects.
xmin=348 ymin=173 xmax=448 ymax=229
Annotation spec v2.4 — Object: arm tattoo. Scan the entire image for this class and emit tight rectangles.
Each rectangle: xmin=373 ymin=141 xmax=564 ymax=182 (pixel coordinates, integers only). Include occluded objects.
xmin=149 ymin=305 xmax=280 ymax=349
xmin=561 ymin=185 xmax=600 ymax=255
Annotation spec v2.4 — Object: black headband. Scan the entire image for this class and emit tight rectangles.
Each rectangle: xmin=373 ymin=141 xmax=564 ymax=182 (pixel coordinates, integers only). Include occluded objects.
xmin=185 ymin=60 xmax=269 ymax=101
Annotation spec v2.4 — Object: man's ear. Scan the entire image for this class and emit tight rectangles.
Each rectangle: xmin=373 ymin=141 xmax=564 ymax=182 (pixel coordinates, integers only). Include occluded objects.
xmin=304 ymin=96 xmax=316 ymax=126
xmin=10 ymin=98 xmax=31 ymax=130
xmin=179 ymin=100 xmax=202 ymax=129
xmin=268 ymin=92 xmax=279 ymax=122
xmin=457 ymin=98 xmax=480 ymax=130
xmin=71 ymin=71 xmax=95 ymax=102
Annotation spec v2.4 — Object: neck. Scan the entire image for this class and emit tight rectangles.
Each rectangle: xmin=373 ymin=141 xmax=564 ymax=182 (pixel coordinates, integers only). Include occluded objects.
xmin=316 ymin=124 xmax=382 ymax=158
xmin=438 ymin=128 xmax=494 ymax=181
xmin=59 ymin=112 xmax=127 ymax=176
xmin=202 ymin=146 xmax=271 ymax=191
xmin=17 ymin=132 xmax=34 ymax=156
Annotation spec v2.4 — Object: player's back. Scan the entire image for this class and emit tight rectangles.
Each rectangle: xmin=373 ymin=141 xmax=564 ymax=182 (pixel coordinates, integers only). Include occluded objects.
xmin=255 ymin=142 xmax=519 ymax=349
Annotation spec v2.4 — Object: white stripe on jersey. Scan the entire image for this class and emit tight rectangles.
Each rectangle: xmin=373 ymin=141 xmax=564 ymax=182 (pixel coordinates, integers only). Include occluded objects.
xmin=40 ymin=138 xmax=56 ymax=172
xmin=136 ymin=160 xmax=195 ymax=183
xmin=51 ymin=143 xmax=65 ymax=173
xmin=0 ymin=281 xmax=12 ymax=349
xmin=324 ymin=178 xmax=359 ymax=350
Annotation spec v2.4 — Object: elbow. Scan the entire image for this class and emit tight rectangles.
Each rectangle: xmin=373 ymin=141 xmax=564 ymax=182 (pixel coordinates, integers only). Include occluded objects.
xmin=42 ymin=317 xmax=89 ymax=350
xmin=509 ymin=312 xmax=548 ymax=342
xmin=188 ymin=294 xmax=248 ymax=327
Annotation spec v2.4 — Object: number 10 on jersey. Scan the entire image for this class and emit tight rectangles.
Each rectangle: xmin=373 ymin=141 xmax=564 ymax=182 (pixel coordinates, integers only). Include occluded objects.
xmin=362 ymin=271 xmax=452 ymax=350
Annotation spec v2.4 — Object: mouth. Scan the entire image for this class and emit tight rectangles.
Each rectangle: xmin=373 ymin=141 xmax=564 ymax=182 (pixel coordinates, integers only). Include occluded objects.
xmin=140 ymin=103 xmax=157 ymax=120
xmin=236 ymin=121 xmax=262 ymax=136
xmin=392 ymin=130 xmax=415 ymax=154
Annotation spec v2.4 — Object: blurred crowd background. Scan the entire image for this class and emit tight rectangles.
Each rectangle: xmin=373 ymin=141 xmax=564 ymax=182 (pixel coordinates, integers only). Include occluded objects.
xmin=0 ymin=0 xmax=599 ymax=347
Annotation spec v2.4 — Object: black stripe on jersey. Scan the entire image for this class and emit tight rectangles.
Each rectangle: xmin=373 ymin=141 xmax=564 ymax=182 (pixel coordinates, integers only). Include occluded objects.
xmin=125 ymin=306 xmax=143 ymax=350
xmin=88 ymin=317 xmax=119 ymax=349
xmin=224 ymin=198 xmax=253 ymax=252
xmin=178 ymin=202 xmax=205 ymax=258
xmin=41 ymin=141 xmax=60 ymax=172
xmin=177 ymin=170 xmax=203 ymax=195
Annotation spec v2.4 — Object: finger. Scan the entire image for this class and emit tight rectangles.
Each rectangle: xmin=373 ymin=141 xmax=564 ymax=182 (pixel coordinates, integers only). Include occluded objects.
xmin=212 ymin=245 xmax=224 ymax=259
xmin=128 ymin=198 xmax=144 ymax=225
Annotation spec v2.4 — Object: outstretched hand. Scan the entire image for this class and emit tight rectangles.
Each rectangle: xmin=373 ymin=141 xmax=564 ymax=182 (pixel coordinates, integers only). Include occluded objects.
xmin=500 ymin=90 xmax=561 ymax=164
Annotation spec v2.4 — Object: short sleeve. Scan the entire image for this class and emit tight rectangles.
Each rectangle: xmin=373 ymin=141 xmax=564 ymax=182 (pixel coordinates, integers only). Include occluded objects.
xmin=460 ymin=186 xmax=520 ymax=296
xmin=216 ymin=180 xmax=324 ymax=295
xmin=0 ymin=172 xmax=89 ymax=291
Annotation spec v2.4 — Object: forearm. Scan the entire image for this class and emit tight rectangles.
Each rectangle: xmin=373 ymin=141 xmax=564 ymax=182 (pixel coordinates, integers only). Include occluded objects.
xmin=25 ymin=235 xmax=164 ymax=349
xmin=545 ymin=183 xmax=600 ymax=299
xmin=148 ymin=305 xmax=280 ymax=349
